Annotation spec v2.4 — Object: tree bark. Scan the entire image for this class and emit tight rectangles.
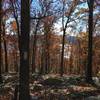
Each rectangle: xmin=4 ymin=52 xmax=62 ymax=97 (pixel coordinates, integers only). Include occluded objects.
xmin=10 ymin=0 xmax=20 ymax=72
xmin=60 ymin=29 xmax=66 ymax=76
xmin=32 ymin=20 xmax=39 ymax=73
xmin=0 ymin=0 xmax=3 ymax=83
xmin=2 ymin=22 xmax=8 ymax=73
xmin=86 ymin=0 xmax=94 ymax=83
xmin=19 ymin=0 xmax=30 ymax=99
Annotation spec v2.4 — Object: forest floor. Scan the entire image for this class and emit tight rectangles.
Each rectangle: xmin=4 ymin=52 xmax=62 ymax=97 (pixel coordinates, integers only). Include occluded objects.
xmin=0 ymin=73 xmax=100 ymax=100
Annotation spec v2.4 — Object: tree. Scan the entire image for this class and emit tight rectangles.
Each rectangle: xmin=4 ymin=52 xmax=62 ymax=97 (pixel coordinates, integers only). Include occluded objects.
xmin=30 ymin=0 xmax=58 ymax=74
xmin=19 ymin=0 xmax=30 ymax=99
xmin=0 ymin=0 xmax=3 ymax=83
xmin=2 ymin=21 xmax=8 ymax=73
xmin=9 ymin=0 xmax=20 ymax=39
xmin=86 ymin=0 xmax=94 ymax=83
xmin=42 ymin=16 xmax=55 ymax=74
xmin=9 ymin=0 xmax=20 ymax=72
xmin=60 ymin=0 xmax=79 ymax=76
xmin=31 ymin=20 xmax=40 ymax=73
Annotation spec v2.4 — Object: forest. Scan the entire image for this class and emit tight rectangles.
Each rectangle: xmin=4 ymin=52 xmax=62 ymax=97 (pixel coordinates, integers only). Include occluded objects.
xmin=0 ymin=0 xmax=100 ymax=100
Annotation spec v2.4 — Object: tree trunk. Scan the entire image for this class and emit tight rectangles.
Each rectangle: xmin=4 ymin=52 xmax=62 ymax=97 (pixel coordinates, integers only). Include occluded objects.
xmin=2 ymin=23 xmax=8 ymax=73
xmin=31 ymin=34 xmax=37 ymax=73
xmin=10 ymin=0 xmax=20 ymax=73
xmin=44 ymin=34 xmax=50 ymax=74
xmin=31 ymin=20 xmax=39 ymax=73
xmin=60 ymin=29 xmax=66 ymax=76
xmin=0 ymin=0 xmax=3 ymax=83
xmin=86 ymin=0 xmax=94 ymax=83
xmin=19 ymin=0 xmax=30 ymax=99
xmin=69 ymin=45 xmax=73 ymax=74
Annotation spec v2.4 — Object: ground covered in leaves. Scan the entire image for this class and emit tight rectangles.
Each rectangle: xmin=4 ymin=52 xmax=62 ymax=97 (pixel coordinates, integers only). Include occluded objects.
xmin=0 ymin=73 xmax=100 ymax=100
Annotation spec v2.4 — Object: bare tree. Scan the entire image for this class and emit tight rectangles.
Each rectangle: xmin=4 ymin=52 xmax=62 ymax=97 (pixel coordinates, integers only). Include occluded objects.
xmin=2 ymin=21 xmax=8 ymax=73
xmin=86 ymin=0 xmax=94 ymax=83
xmin=31 ymin=19 xmax=40 ymax=73
xmin=19 ymin=0 xmax=30 ymax=99
xmin=60 ymin=0 xmax=79 ymax=76
xmin=0 ymin=0 xmax=3 ymax=83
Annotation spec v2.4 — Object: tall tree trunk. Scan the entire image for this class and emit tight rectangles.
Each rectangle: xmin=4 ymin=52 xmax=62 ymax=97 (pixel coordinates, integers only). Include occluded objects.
xmin=60 ymin=29 xmax=66 ymax=76
xmin=60 ymin=0 xmax=78 ymax=76
xmin=69 ymin=45 xmax=73 ymax=74
xmin=45 ymin=33 xmax=51 ymax=74
xmin=0 ymin=0 xmax=3 ymax=83
xmin=31 ymin=34 xmax=37 ymax=73
xmin=77 ymin=40 xmax=81 ymax=74
xmin=44 ymin=33 xmax=50 ymax=74
xmin=2 ymin=23 xmax=8 ymax=73
xmin=46 ymin=34 xmax=50 ymax=73
xmin=32 ymin=20 xmax=39 ymax=73
xmin=10 ymin=0 xmax=20 ymax=72
xmin=19 ymin=0 xmax=30 ymax=99
xmin=86 ymin=0 xmax=94 ymax=83
xmin=40 ymin=49 xmax=44 ymax=74
xmin=4 ymin=37 xmax=8 ymax=72
xmin=0 ymin=33 xmax=2 ymax=83
xmin=13 ymin=50 xmax=18 ymax=72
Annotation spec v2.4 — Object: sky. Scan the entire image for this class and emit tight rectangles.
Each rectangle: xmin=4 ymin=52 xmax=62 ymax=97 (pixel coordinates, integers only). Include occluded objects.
xmin=54 ymin=2 xmax=88 ymax=36
xmin=4 ymin=0 xmax=99 ymax=36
